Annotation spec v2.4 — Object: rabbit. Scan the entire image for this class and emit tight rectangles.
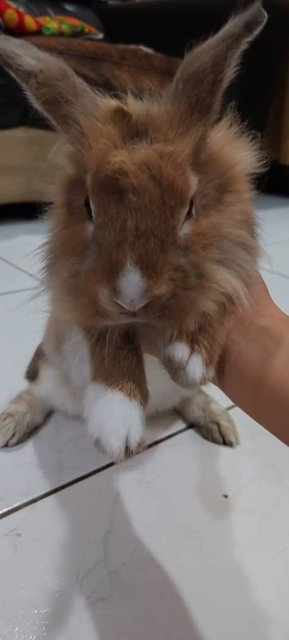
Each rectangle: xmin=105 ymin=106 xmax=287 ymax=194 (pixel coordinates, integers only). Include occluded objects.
xmin=0 ymin=2 xmax=266 ymax=461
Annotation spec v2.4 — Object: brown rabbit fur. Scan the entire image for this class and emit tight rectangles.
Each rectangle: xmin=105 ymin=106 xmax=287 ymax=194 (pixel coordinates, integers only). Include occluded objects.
xmin=0 ymin=3 xmax=266 ymax=460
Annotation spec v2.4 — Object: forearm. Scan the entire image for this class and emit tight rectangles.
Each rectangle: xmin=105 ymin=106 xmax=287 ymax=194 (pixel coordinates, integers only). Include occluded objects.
xmin=217 ymin=307 xmax=289 ymax=445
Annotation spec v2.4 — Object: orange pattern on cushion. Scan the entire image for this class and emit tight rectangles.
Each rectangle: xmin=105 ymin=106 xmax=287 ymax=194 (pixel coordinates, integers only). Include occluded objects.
xmin=0 ymin=0 xmax=99 ymax=36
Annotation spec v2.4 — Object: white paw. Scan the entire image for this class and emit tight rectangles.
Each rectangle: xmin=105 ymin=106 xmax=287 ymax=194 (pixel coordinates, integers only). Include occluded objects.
xmin=84 ymin=383 xmax=145 ymax=461
xmin=164 ymin=342 xmax=209 ymax=388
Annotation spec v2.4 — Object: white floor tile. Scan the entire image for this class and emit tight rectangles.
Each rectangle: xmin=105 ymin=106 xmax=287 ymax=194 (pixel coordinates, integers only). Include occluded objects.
xmin=1 ymin=208 xmax=289 ymax=639
xmin=0 ymin=257 xmax=36 ymax=293
xmin=257 ymin=195 xmax=289 ymax=274
xmin=257 ymin=194 xmax=289 ymax=246
xmin=0 ymin=410 xmax=190 ymax=517
xmin=0 ymin=407 xmax=288 ymax=640
xmin=0 ymin=219 xmax=47 ymax=278
xmin=0 ymin=290 xmax=46 ymax=401
xmin=261 ymin=270 xmax=289 ymax=314
xmin=261 ymin=240 xmax=289 ymax=277
xmin=205 ymin=383 xmax=232 ymax=408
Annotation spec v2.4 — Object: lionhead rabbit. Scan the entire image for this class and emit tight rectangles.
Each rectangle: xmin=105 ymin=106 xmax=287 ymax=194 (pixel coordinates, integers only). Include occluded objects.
xmin=0 ymin=3 xmax=266 ymax=460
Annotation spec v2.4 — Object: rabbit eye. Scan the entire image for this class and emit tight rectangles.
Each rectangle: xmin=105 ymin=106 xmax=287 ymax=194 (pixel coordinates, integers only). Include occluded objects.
xmin=180 ymin=197 xmax=196 ymax=235
xmin=84 ymin=195 xmax=94 ymax=221
xmin=185 ymin=197 xmax=195 ymax=221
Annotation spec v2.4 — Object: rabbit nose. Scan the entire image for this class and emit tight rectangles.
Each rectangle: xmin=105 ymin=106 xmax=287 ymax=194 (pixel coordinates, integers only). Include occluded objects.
xmin=115 ymin=263 xmax=148 ymax=312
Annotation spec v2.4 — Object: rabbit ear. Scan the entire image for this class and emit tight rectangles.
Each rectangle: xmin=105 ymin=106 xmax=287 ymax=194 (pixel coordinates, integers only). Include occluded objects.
xmin=168 ymin=2 xmax=267 ymax=129
xmin=0 ymin=36 xmax=98 ymax=134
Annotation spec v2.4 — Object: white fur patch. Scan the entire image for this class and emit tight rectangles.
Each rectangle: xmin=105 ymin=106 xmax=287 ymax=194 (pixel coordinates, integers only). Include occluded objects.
xmin=60 ymin=326 xmax=91 ymax=391
xmin=186 ymin=353 xmax=207 ymax=385
xmin=84 ymin=383 xmax=145 ymax=461
xmin=31 ymin=362 xmax=81 ymax=418
xmin=165 ymin=341 xmax=191 ymax=366
xmin=165 ymin=342 xmax=207 ymax=385
xmin=144 ymin=355 xmax=190 ymax=417
xmin=116 ymin=262 xmax=147 ymax=311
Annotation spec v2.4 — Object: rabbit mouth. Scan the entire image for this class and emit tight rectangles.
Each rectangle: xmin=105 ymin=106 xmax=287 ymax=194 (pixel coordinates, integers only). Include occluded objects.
xmin=115 ymin=314 xmax=144 ymax=325
xmin=111 ymin=309 xmax=164 ymax=328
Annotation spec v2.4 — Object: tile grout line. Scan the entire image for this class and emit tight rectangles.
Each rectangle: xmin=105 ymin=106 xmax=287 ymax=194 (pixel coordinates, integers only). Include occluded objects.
xmin=0 ymin=429 xmax=189 ymax=520
xmin=261 ymin=267 xmax=289 ymax=281
xmin=0 ymin=404 xmax=235 ymax=521
xmin=0 ymin=286 xmax=39 ymax=297
xmin=0 ymin=461 xmax=115 ymax=522
xmin=0 ymin=255 xmax=41 ymax=283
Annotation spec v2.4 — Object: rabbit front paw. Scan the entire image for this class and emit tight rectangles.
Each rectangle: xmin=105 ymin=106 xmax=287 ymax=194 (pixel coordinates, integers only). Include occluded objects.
xmin=84 ymin=382 xmax=145 ymax=461
xmin=164 ymin=341 xmax=213 ymax=388
xmin=178 ymin=389 xmax=238 ymax=446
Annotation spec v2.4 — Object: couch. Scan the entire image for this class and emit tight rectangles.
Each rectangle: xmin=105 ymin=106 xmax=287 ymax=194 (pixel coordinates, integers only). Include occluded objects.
xmin=0 ymin=0 xmax=288 ymax=207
